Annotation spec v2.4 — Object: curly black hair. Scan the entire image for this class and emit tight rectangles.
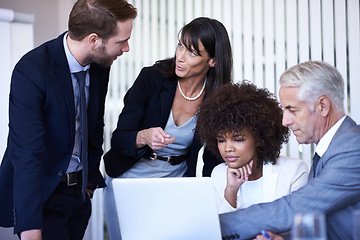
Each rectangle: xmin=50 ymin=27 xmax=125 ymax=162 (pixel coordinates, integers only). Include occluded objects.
xmin=196 ymin=81 xmax=289 ymax=167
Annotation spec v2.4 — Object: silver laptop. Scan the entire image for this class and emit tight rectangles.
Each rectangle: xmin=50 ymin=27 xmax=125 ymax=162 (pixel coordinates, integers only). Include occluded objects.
xmin=112 ymin=177 xmax=222 ymax=240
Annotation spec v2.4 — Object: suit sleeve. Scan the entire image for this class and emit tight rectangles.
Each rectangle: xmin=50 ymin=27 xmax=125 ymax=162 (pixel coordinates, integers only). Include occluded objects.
xmin=109 ymin=67 xmax=160 ymax=158
xmin=202 ymin=146 xmax=222 ymax=177
xmin=9 ymin=57 xmax=46 ymax=233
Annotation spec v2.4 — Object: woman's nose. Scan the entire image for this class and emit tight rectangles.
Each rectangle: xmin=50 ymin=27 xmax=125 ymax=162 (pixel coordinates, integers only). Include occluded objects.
xmin=224 ymin=141 xmax=234 ymax=152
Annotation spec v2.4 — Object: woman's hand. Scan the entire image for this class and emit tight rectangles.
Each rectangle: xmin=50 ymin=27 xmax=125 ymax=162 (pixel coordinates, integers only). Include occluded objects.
xmin=227 ymin=160 xmax=253 ymax=187
xmin=224 ymin=160 xmax=253 ymax=208
xmin=136 ymin=127 xmax=175 ymax=150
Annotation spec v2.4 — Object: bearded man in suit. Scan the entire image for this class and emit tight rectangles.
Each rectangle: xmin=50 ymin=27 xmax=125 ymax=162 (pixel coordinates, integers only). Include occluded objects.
xmin=0 ymin=0 xmax=137 ymax=239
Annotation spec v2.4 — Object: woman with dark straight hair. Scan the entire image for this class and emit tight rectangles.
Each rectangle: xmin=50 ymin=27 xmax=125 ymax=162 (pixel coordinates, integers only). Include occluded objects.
xmin=103 ymin=17 xmax=233 ymax=239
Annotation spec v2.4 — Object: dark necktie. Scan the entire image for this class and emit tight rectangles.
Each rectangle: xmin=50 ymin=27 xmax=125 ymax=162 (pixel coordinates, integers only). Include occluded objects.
xmin=74 ymin=71 xmax=88 ymax=201
xmin=312 ymin=152 xmax=320 ymax=177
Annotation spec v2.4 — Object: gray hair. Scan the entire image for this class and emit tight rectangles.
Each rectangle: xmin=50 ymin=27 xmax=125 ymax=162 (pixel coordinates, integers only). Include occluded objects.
xmin=279 ymin=61 xmax=345 ymax=113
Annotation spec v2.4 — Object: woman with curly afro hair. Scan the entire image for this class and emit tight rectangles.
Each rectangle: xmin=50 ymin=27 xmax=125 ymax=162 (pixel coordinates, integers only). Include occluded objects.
xmin=196 ymin=81 xmax=308 ymax=213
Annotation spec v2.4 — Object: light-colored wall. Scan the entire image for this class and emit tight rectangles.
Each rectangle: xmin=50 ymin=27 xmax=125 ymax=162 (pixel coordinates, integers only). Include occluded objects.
xmin=0 ymin=0 xmax=75 ymax=47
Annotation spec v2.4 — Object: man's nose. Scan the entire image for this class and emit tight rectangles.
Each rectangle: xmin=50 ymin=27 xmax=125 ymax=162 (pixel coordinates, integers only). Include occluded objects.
xmin=282 ymin=111 xmax=293 ymax=126
xmin=122 ymin=41 xmax=130 ymax=52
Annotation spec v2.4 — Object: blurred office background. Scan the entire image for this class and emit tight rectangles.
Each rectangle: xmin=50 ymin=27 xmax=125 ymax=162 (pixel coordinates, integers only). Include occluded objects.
xmin=1 ymin=0 xmax=359 ymax=239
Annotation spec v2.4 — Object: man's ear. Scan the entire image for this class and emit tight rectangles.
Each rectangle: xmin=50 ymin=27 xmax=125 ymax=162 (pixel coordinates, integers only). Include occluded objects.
xmin=88 ymin=33 xmax=99 ymax=49
xmin=209 ymin=58 xmax=216 ymax=67
xmin=317 ymin=96 xmax=331 ymax=117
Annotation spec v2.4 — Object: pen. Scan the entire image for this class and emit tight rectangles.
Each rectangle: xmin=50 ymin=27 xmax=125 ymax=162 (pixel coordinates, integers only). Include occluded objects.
xmin=261 ymin=230 xmax=272 ymax=240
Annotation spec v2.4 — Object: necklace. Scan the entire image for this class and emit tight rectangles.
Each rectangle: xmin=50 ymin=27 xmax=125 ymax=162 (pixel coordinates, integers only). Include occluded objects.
xmin=177 ymin=77 xmax=207 ymax=101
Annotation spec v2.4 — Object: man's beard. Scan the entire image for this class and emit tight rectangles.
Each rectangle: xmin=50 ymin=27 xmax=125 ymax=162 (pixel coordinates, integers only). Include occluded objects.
xmin=86 ymin=45 xmax=116 ymax=68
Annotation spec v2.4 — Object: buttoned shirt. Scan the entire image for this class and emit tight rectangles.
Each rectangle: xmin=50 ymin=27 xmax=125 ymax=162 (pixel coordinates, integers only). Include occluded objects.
xmin=63 ymin=33 xmax=90 ymax=173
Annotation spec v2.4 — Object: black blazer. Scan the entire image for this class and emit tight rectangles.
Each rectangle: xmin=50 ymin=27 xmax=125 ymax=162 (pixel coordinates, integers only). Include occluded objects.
xmin=0 ymin=32 xmax=110 ymax=233
xmin=104 ymin=65 xmax=220 ymax=178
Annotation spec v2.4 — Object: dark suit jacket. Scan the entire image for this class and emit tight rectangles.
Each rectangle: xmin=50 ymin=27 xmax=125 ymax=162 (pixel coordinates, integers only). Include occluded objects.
xmin=104 ymin=65 xmax=220 ymax=178
xmin=0 ymin=32 xmax=109 ymax=234
xmin=219 ymin=116 xmax=360 ymax=240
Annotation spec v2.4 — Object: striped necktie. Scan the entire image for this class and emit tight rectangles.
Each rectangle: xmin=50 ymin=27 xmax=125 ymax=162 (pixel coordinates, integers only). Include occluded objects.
xmin=312 ymin=152 xmax=320 ymax=177
xmin=74 ymin=71 xmax=88 ymax=201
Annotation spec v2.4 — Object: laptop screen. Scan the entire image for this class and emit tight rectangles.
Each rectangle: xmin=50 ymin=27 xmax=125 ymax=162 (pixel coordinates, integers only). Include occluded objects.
xmin=112 ymin=177 xmax=222 ymax=240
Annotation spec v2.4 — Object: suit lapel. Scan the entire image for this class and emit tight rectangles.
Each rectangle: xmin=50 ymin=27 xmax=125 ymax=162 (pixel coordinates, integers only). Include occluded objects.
xmin=87 ymin=66 xmax=100 ymax=135
xmin=317 ymin=116 xmax=355 ymax=176
xmin=54 ymin=33 xmax=76 ymax=138
xmin=262 ymin=164 xmax=279 ymax=202
xmin=160 ymin=78 xmax=176 ymax=127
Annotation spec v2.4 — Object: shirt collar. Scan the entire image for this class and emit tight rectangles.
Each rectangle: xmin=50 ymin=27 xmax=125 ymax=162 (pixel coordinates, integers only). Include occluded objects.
xmin=63 ymin=32 xmax=90 ymax=74
xmin=315 ymin=115 xmax=346 ymax=157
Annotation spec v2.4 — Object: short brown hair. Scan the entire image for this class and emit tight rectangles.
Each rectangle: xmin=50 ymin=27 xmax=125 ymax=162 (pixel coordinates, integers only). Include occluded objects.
xmin=68 ymin=0 xmax=137 ymax=41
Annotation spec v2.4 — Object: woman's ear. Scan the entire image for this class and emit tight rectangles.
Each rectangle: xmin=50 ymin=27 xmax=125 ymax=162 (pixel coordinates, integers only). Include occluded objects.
xmin=209 ymin=58 xmax=216 ymax=67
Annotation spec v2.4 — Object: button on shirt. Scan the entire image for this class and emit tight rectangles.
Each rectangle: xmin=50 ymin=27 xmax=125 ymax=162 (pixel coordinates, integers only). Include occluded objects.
xmin=63 ymin=33 xmax=90 ymax=173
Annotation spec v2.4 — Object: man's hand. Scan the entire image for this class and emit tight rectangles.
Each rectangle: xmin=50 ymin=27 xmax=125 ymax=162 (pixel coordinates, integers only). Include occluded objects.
xmin=253 ymin=231 xmax=284 ymax=240
xmin=20 ymin=229 xmax=42 ymax=240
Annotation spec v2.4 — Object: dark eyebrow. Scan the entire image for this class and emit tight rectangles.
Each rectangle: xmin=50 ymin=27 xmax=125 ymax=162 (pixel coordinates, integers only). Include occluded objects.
xmin=284 ymin=105 xmax=294 ymax=110
xmin=116 ymin=37 xmax=130 ymax=44
xmin=232 ymin=133 xmax=245 ymax=138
